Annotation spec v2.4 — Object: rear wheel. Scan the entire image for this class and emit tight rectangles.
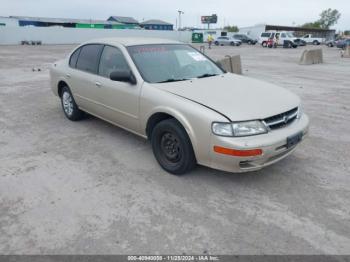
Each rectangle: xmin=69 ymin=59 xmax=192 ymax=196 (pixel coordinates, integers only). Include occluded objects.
xmin=214 ymin=41 xmax=219 ymax=46
xmin=151 ymin=119 xmax=196 ymax=175
xmin=313 ymin=40 xmax=320 ymax=45
xmin=60 ymin=86 xmax=84 ymax=121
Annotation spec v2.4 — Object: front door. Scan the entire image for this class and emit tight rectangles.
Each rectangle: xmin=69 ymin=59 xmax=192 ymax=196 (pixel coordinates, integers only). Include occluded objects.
xmin=94 ymin=45 xmax=141 ymax=133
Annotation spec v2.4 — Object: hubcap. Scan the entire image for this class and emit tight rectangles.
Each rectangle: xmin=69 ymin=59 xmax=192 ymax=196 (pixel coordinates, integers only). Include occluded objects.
xmin=62 ymin=91 xmax=74 ymax=116
xmin=160 ymin=132 xmax=181 ymax=163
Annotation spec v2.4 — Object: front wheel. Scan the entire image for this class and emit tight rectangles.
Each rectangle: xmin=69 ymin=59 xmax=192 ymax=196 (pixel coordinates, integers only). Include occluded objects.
xmin=214 ymin=41 xmax=219 ymax=46
xmin=60 ymin=86 xmax=84 ymax=121
xmin=151 ymin=119 xmax=196 ymax=175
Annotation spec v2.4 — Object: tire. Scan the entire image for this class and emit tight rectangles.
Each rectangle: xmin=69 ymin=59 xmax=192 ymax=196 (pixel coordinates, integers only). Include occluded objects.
xmin=214 ymin=41 xmax=219 ymax=46
xmin=60 ymin=86 xmax=84 ymax=121
xmin=262 ymin=41 xmax=267 ymax=47
xmin=313 ymin=40 xmax=320 ymax=45
xmin=248 ymin=41 xmax=252 ymax=45
xmin=230 ymin=42 xmax=235 ymax=46
xmin=151 ymin=119 xmax=196 ymax=175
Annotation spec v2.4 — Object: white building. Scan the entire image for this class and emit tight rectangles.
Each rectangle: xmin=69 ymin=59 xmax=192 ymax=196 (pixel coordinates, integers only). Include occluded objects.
xmin=238 ymin=24 xmax=267 ymax=41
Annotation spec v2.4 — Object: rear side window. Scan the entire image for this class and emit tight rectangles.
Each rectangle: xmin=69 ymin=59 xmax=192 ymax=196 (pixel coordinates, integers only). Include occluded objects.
xmin=69 ymin=47 xmax=81 ymax=68
xmin=261 ymin=33 xmax=270 ymax=37
xmin=98 ymin=46 xmax=130 ymax=78
xmin=76 ymin=44 xmax=104 ymax=74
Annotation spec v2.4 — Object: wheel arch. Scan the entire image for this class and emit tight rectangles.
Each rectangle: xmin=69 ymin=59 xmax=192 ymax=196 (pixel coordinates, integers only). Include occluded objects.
xmin=145 ymin=109 xmax=198 ymax=157
xmin=146 ymin=111 xmax=194 ymax=140
xmin=57 ymin=80 xmax=68 ymax=98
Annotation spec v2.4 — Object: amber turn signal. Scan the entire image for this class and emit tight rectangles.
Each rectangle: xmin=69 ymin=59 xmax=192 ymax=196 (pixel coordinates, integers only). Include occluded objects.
xmin=214 ymin=146 xmax=263 ymax=157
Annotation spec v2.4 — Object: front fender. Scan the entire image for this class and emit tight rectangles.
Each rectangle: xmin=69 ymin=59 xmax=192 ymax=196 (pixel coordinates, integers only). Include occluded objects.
xmin=140 ymin=85 xmax=228 ymax=165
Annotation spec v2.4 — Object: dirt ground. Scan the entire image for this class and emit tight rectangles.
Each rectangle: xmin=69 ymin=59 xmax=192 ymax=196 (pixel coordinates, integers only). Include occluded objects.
xmin=0 ymin=43 xmax=349 ymax=255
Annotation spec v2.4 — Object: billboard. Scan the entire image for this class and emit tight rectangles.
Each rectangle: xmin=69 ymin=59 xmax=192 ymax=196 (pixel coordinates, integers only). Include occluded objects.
xmin=201 ymin=14 xmax=218 ymax=24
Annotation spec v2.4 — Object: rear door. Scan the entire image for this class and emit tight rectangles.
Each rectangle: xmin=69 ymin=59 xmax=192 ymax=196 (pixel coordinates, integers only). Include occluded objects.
xmin=69 ymin=44 xmax=104 ymax=113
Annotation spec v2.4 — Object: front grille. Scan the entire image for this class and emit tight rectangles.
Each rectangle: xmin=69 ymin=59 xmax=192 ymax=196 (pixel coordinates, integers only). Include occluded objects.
xmin=263 ymin=107 xmax=298 ymax=130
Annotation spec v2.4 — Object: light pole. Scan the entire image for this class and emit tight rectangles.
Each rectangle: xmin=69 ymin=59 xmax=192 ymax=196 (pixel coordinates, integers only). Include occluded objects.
xmin=178 ymin=10 xmax=184 ymax=30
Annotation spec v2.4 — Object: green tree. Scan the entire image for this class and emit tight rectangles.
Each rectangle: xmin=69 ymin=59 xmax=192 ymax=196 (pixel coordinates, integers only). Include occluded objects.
xmin=301 ymin=8 xmax=341 ymax=29
xmin=223 ymin=25 xmax=239 ymax=32
xmin=301 ymin=21 xmax=322 ymax=29
xmin=318 ymin=8 xmax=341 ymax=29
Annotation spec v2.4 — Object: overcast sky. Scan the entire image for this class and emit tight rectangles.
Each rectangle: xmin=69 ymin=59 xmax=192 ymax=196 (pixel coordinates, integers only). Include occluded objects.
xmin=1 ymin=0 xmax=349 ymax=30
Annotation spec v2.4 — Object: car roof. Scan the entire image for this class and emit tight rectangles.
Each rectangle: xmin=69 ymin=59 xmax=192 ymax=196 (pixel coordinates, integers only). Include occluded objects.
xmin=83 ymin=37 xmax=183 ymax=47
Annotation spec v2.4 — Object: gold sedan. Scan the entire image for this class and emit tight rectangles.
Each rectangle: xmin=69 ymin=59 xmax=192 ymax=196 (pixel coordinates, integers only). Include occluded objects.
xmin=50 ymin=38 xmax=309 ymax=175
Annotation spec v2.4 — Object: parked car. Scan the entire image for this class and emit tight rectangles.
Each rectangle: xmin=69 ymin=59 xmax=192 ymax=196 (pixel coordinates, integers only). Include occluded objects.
xmin=259 ymin=31 xmax=296 ymax=47
xmin=50 ymin=38 xmax=309 ymax=175
xmin=283 ymin=40 xmax=298 ymax=48
xmin=214 ymin=36 xmax=242 ymax=46
xmin=326 ymin=39 xmax=336 ymax=47
xmin=301 ymin=34 xmax=325 ymax=45
xmin=233 ymin=34 xmax=257 ymax=45
xmin=336 ymin=39 xmax=350 ymax=49
xmin=294 ymin=39 xmax=307 ymax=46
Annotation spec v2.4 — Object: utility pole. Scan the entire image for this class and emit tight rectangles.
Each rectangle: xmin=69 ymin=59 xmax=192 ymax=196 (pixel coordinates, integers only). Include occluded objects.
xmin=178 ymin=10 xmax=184 ymax=30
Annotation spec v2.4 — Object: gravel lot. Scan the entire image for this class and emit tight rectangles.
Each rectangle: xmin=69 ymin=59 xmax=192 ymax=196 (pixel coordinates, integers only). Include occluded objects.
xmin=0 ymin=43 xmax=349 ymax=255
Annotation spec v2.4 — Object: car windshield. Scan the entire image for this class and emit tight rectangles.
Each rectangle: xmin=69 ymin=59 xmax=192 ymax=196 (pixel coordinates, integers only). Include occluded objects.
xmin=127 ymin=44 xmax=223 ymax=83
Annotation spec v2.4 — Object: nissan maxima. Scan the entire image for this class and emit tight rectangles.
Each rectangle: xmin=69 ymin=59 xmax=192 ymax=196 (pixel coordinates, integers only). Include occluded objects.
xmin=50 ymin=38 xmax=309 ymax=175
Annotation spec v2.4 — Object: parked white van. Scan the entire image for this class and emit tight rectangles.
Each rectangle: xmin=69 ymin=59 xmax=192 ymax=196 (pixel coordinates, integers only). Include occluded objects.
xmin=259 ymin=31 xmax=296 ymax=47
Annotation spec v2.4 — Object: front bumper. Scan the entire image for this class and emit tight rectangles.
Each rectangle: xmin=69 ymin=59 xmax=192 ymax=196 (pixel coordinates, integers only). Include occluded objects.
xmin=207 ymin=114 xmax=309 ymax=173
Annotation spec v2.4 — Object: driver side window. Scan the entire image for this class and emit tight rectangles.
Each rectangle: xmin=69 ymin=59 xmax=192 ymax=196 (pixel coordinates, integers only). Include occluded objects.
xmin=98 ymin=46 xmax=130 ymax=78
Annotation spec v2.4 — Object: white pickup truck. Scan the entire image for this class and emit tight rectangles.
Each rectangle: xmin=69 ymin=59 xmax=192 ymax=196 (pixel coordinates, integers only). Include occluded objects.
xmin=301 ymin=34 xmax=325 ymax=45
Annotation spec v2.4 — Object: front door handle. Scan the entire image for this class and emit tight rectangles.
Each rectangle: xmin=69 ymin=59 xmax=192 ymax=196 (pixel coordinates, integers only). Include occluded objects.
xmin=95 ymin=82 xmax=102 ymax=88
xmin=66 ymin=74 xmax=71 ymax=79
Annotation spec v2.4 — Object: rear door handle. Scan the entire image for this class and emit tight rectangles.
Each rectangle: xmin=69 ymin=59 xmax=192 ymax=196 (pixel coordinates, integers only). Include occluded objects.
xmin=95 ymin=82 xmax=102 ymax=88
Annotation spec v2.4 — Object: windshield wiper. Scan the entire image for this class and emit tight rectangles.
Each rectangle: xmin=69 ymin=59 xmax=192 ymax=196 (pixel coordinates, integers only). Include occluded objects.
xmin=197 ymin=73 xmax=219 ymax=79
xmin=156 ymin=78 xmax=189 ymax=83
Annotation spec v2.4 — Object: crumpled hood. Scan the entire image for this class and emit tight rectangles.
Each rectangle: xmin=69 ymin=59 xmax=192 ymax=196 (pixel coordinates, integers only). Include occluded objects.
xmin=155 ymin=73 xmax=300 ymax=121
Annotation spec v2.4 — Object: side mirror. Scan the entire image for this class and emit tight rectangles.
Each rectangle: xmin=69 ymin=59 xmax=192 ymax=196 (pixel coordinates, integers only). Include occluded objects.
xmin=110 ymin=70 xmax=137 ymax=85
